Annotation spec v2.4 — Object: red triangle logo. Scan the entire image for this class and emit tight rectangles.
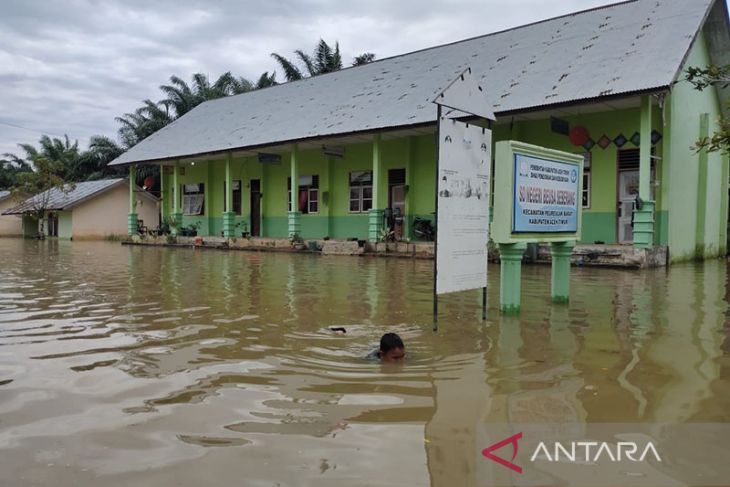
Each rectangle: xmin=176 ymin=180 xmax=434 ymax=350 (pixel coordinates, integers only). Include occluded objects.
xmin=481 ymin=432 xmax=523 ymax=474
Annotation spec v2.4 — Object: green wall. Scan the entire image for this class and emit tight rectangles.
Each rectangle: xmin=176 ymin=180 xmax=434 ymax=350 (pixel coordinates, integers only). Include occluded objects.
xmin=22 ymin=216 xmax=36 ymax=237
xmin=162 ymin=134 xmax=439 ymax=241
xmin=58 ymin=211 xmax=72 ymax=239
xmin=494 ymin=104 xmax=664 ymax=245
xmin=665 ymin=31 xmax=729 ymax=262
xmin=155 ymin=32 xmax=728 ymax=262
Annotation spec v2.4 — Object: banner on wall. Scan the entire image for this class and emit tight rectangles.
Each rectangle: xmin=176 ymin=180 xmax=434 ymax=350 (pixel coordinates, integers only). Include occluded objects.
xmin=435 ymin=118 xmax=492 ymax=295
xmin=512 ymin=153 xmax=579 ymax=233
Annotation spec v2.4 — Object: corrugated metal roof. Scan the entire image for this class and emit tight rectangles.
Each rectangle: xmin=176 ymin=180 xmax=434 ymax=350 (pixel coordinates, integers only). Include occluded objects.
xmin=2 ymin=179 xmax=125 ymax=215
xmin=110 ymin=0 xmax=716 ymax=166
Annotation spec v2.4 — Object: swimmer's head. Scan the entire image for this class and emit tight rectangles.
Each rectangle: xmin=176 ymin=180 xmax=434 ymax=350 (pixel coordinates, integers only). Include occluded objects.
xmin=379 ymin=333 xmax=405 ymax=363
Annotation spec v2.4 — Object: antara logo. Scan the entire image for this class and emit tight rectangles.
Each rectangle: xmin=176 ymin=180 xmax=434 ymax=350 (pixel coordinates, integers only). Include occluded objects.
xmin=482 ymin=432 xmax=662 ymax=474
xmin=481 ymin=432 xmax=523 ymax=474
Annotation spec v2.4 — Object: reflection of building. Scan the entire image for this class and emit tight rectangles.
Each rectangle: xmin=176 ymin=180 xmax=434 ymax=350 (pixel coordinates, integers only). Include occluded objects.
xmin=111 ymin=0 xmax=729 ymax=263
xmin=3 ymin=179 xmax=158 ymax=239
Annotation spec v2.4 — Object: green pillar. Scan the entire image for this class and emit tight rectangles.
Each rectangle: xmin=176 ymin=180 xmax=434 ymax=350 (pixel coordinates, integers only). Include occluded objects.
xmin=128 ymin=165 xmax=138 ymax=235
xmin=550 ymin=241 xmax=575 ymax=303
xmin=368 ymin=133 xmax=384 ymax=241
xmin=634 ymin=95 xmax=655 ymax=249
xmin=720 ymin=147 xmax=729 ymax=256
xmin=223 ymin=154 xmax=235 ymax=238
xmin=288 ymin=145 xmax=301 ymax=238
xmin=499 ymin=243 xmax=526 ymax=314
xmin=326 ymin=156 xmax=333 ymax=238
xmin=405 ymin=136 xmax=414 ymax=239
xmin=171 ymin=162 xmax=183 ymax=236
xmin=696 ymin=113 xmax=709 ymax=258
xmin=159 ymin=164 xmax=165 ymax=223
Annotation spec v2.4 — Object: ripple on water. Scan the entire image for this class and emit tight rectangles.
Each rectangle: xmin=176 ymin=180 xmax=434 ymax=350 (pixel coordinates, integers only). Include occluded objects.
xmin=0 ymin=240 xmax=728 ymax=486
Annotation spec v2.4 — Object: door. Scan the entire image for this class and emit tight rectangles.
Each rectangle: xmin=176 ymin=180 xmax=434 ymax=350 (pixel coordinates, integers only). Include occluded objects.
xmin=617 ymin=170 xmax=639 ymax=244
xmin=250 ymin=179 xmax=261 ymax=237
xmin=47 ymin=213 xmax=58 ymax=237
xmin=388 ymin=169 xmax=406 ymax=239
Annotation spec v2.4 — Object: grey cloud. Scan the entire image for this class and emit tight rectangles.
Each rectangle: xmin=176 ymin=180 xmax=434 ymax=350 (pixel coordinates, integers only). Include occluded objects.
xmin=1 ymin=0 xmax=612 ymax=157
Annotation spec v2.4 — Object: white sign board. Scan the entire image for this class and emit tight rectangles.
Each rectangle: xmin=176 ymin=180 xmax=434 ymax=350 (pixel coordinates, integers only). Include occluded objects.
xmin=436 ymin=118 xmax=491 ymax=295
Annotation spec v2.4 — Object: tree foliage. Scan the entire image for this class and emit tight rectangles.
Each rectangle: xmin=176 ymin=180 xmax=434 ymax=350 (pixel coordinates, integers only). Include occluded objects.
xmin=272 ymin=39 xmax=375 ymax=81
xmin=685 ymin=64 xmax=730 ymax=153
xmin=2 ymin=39 xmax=375 ymax=195
xmin=11 ymin=155 xmax=75 ymax=238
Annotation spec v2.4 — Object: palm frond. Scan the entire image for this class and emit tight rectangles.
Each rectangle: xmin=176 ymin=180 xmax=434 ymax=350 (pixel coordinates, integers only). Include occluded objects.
xmin=271 ymin=53 xmax=303 ymax=81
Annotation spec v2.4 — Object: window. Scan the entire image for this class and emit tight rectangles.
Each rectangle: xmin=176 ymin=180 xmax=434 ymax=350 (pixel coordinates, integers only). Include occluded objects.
xmin=287 ymin=175 xmax=319 ymax=214
xmin=182 ymin=183 xmax=204 ymax=215
xmin=582 ymin=152 xmax=591 ymax=209
xmin=349 ymin=171 xmax=373 ymax=213
xmin=223 ymin=180 xmax=241 ymax=215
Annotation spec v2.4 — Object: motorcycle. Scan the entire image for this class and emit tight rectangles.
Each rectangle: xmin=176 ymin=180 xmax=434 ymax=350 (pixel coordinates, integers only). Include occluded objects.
xmin=413 ymin=217 xmax=435 ymax=241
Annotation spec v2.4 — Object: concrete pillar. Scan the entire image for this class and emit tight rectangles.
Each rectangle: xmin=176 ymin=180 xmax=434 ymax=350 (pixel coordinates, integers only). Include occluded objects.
xmin=720 ymin=145 xmax=729 ymax=256
xmin=288 ymin=145 xmax=301 ymax=238
xmin=223 ymin=154 xmax=236 ymax=238
xmin=499 ymin=243 xmax=526 ymax=314
xmin=550 ymin=241 xmax=575 ymax=303
xmin=368 ymin=133 xmax=384 ymax=241
xmin=159 ymin=164 xmax=165 ymax=223
xmin=127 ymin=165 xmax=138 ymax=235
xmin=405 ymin=136 xmax=414 ymax=239
xmin=171 ymin=162 xmax=183 ymax=236
xmin=696 ymin=113 xmax=710 ymax=258
xmin=634 ymin=95 xmax=655 ymax=248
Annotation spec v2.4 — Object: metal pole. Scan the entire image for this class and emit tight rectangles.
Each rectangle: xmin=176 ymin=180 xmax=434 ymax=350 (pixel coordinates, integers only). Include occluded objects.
xmin=433 ymin=105 xmax=442 ymax=332
xmin=482 ymin=286 xmax=487 ymax=321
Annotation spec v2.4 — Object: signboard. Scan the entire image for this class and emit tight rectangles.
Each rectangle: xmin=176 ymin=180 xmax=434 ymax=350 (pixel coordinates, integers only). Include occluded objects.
xmin=512 ymin=153 xmax=579 ymax=233
xmin=258 ymin=153 xmax=282 ymax=165
xmin=492 ymin=141 xmax=583 ymax=244
xmin=436 ymin=118 xmax=491 ymax=295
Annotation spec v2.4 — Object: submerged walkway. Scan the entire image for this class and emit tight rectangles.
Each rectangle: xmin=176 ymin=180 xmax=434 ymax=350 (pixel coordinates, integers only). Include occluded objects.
xmin=124 ymin=235 xmax=668 ymax=268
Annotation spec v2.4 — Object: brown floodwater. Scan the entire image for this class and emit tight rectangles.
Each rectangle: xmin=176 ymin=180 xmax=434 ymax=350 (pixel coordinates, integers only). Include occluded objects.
xmin=0 ymin=239 xmax=729 ymax=486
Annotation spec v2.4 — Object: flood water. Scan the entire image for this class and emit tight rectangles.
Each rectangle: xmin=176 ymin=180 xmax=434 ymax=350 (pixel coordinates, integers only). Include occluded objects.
xmin=0 ymin=239 xmax=729 ymax=486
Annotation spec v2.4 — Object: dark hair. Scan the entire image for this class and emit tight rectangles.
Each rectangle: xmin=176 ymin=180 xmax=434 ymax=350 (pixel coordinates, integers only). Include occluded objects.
xmin=380 ymin=333 xmax=404 ymax=353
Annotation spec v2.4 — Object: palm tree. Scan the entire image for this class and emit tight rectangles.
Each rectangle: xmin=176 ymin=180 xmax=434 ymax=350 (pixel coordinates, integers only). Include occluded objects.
xmin=272 ymin=40 xmax=375 ymax=81
xmin=158 ymin=71 xmax=278 ymax=119
xmin=4 ymin=135 xmax=82 ymax=179
xmin=115 ymin=99 xmax=174 ymax=149
xmin=353 ymin=53 xmax=376 ymax=66
xmin=253 ymin=71 xmax=277 ymax=89
xmin=77 ymin=135 xmax=126 ymax=181
xmin=272 ymin=39 xmax=343 ymax=81
xmin=0 ymin=156 xmax=31 ymax=189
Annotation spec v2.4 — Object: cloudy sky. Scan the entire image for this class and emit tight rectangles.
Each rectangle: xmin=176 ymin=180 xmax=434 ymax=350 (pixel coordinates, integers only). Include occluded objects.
xmin=0 ymin=0 xmax=620 ymax=157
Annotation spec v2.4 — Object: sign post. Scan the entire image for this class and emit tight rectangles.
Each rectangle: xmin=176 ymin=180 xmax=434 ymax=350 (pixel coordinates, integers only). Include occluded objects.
xmin=492 ymin=141 xmax=584 ymax=313
xmin=432 ymin=68 xmax=495 ymax=330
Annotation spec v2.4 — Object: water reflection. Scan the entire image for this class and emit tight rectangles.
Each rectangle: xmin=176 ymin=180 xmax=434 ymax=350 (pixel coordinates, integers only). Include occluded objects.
xmin=0 ymin=239 xmax=728 ymax=486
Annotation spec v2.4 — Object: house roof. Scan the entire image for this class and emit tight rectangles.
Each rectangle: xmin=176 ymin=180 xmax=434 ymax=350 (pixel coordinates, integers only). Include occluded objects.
xmin=2 ymin=178 xmax=136 ymax=215
xmin=110 ymin=0 xmax=720 ymax=167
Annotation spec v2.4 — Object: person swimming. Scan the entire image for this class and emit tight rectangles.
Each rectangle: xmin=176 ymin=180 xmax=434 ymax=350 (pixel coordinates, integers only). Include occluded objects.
xmin=366 ymin=332 xmax=405 ymax=363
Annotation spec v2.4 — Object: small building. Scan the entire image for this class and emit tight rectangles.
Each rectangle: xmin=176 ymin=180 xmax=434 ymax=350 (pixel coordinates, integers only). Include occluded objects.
xmin=0 ymin=191 xmax=24 ymax=237
xmin=109 ymin=0 xmax=730 ymax=264
xmin=2 ymin=178 xmax=159 ymax=240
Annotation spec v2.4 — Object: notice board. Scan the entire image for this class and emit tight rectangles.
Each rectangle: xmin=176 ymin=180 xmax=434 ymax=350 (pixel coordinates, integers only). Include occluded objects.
xmin=435 ymin=118 xmax=492 ymax=295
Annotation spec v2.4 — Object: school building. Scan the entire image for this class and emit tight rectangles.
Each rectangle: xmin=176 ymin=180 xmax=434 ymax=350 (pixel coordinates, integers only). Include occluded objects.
xmin=110 ymin=0 xmax=730 ymax=263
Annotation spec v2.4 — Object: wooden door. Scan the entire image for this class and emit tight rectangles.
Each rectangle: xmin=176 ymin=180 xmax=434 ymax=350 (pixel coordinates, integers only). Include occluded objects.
xmin=250 ymin=179 xmax=261 ymax=237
